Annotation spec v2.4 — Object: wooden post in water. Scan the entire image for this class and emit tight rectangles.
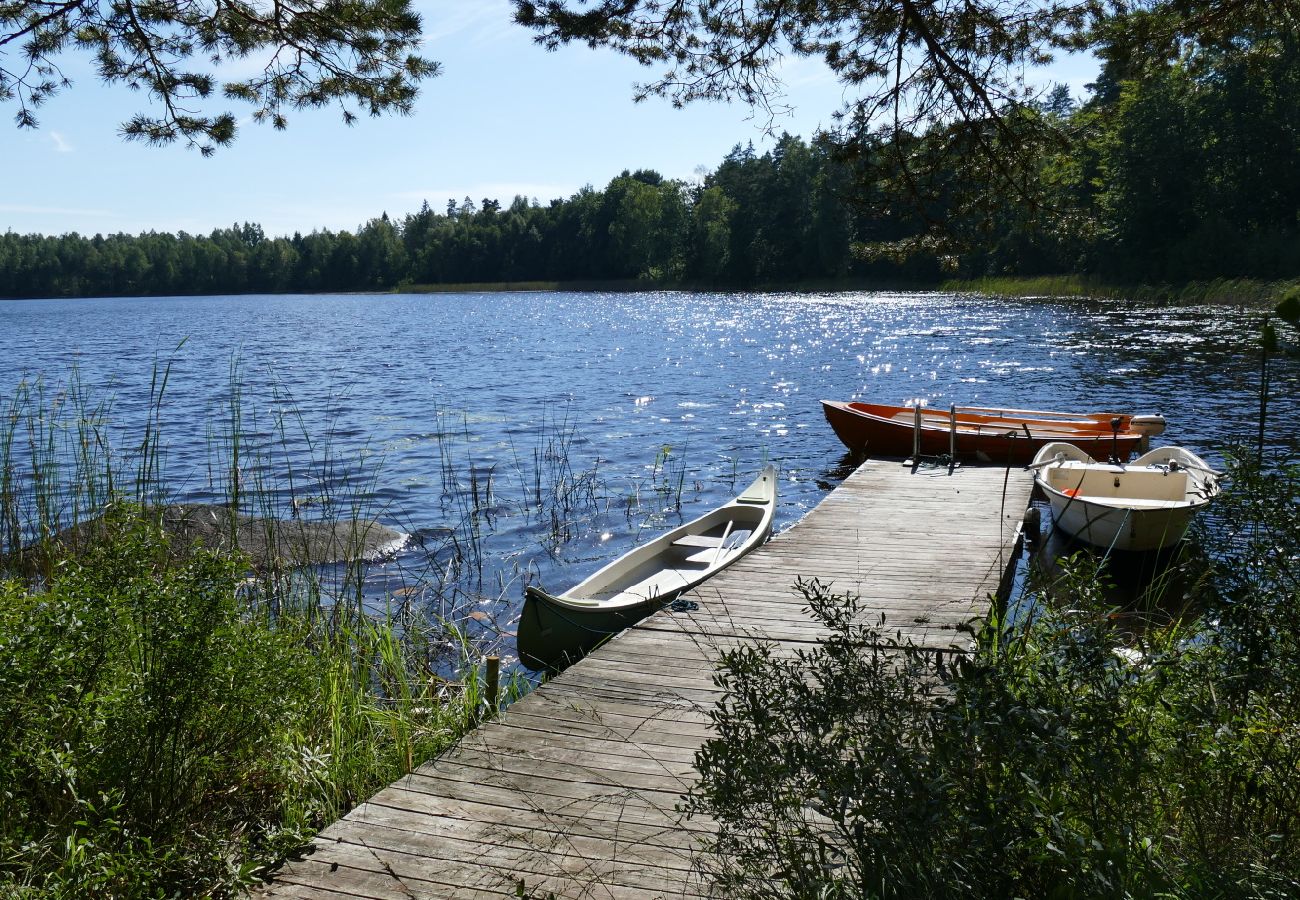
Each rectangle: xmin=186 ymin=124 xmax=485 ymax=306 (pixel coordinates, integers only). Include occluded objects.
xmin=485 ymin=655 xmax=500 ymax=718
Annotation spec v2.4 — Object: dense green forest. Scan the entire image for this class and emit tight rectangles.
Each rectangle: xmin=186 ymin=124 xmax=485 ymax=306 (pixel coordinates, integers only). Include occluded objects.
xmin=3 ymin=32 xmax=1297 ymax=299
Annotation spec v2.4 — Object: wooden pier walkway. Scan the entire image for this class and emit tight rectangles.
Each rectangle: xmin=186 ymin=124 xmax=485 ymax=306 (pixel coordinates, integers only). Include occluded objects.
xmin=261 ymin=459 xmax=1034 ymax=899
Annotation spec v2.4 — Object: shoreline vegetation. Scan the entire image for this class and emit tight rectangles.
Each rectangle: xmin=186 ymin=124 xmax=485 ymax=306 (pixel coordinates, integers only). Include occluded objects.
xmin=937 ymin=276 xmax=1300 ymax=308
xmin=0 ymin=368 xmax=523 ymax=897
xmin=400 ymin=275 xmax=1299 ymax=308
xmin=5 ymin=275 xmax=1296 ymax=310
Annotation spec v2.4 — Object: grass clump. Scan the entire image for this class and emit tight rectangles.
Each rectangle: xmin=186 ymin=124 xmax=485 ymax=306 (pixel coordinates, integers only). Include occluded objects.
xmin=686 ymin=452 xmax=1300 ymax=899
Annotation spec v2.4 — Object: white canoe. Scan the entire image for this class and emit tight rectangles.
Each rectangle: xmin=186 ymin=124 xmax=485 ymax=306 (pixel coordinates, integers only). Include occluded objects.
xmin=1031 ymin=442 xmax=1221 ymax=553
xmin=518 ymin=465 xmax=777 ymax=670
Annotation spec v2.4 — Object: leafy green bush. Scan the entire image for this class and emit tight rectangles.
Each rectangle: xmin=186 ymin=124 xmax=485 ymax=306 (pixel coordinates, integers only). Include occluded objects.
xmin=0 ymin=368 xmax=518 ymax=896
xmin=0 ymin=508 xmax=315 ymax=895
xmin=0 ymin=506 xmax=491 ymax=897
xmin=686 ymin=455 xmax=1300 ymax=899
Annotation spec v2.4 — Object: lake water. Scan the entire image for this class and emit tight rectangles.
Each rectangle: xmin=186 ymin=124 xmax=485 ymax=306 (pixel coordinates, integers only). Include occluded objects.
xmin=3 ymin=291 xmax=1295 ymax=665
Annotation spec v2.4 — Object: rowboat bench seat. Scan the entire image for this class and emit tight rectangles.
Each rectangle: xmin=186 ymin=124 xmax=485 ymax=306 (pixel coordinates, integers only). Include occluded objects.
xmin=673 ymin=528 xmax=753 ymax=564
xmin=680 ymin=549 xmax=726 ymax=564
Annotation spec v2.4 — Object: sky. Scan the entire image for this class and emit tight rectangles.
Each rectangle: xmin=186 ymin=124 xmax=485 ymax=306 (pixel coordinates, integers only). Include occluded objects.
xmin=3 ymin=0 xmax=1099 ymax=239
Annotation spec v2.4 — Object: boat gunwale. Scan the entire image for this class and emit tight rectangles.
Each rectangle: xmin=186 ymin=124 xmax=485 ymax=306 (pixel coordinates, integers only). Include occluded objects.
xmin=825 ymin=400 xmax=1137 ymax=436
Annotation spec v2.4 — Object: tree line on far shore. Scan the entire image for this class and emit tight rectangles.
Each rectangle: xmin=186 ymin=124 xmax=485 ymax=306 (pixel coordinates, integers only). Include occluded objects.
xmin=3 ymin=34 xmax=1297 ymax=300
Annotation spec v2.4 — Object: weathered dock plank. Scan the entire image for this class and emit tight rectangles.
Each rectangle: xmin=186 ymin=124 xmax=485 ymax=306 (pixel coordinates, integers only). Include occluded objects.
xmin=260 ymin=459 xmax=1033 ymax=899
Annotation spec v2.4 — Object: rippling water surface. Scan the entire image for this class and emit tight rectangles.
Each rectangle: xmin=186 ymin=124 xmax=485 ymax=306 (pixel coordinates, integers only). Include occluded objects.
xmin=3 ymin=291 xmax=1295 ymax=663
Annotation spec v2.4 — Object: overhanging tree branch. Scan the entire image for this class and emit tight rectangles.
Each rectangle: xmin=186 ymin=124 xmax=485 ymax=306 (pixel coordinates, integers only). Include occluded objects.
xmin=0 ymin=0 xmax=437 ymax=151
xmin=510 ymin=0 xmax=1111 ymax=258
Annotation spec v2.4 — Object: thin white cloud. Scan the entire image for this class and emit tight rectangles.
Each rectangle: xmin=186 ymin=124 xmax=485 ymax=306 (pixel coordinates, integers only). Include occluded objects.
xmin=49 ymin=131 xmax=73 ymax=153
xmin=415 ymin=0 xmax=514 ymax=48
xmin=773 ymin=54 xmax=840 ymax=90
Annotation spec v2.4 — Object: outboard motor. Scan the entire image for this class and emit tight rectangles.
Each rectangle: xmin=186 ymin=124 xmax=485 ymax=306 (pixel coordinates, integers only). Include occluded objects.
xmin=1129 ymin=414 xmax=1168 ymax=453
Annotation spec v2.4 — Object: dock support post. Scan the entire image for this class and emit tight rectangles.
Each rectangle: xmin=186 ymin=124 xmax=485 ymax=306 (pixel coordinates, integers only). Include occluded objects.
xmin=1024 ymin=505 xmax=1042 ymax=549
xmin=485 ymin=655 xmax=500 ymax=718
xmin=949 ymin=404 xmax=957 ymax=473
xmin=910 ymin=404 xmax=922 ymax=470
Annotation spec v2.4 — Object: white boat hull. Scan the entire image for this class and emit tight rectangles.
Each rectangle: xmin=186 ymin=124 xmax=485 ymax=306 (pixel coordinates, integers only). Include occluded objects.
xmin=1047 ymin=493 xmax=1200 ymax=553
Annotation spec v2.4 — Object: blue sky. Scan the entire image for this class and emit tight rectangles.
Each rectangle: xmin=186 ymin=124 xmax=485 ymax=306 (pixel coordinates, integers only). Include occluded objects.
xmin=4 ymin=0 xmax=1099 ymax=238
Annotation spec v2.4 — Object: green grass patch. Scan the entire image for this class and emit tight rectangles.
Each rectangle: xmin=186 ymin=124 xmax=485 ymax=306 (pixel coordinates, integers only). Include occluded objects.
xmin=942 ymin=275 xmax=1300 ymax=307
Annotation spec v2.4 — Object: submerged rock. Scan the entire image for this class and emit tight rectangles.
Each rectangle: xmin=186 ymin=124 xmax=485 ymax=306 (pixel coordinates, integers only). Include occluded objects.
xmin=155 ymin=504 xmax=408 ymax=568
xmin=7 ymin=503 xmax=409 ymax=573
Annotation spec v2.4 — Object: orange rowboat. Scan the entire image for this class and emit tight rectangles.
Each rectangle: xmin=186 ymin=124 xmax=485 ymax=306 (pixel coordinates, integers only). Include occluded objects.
xmin=821 ymin=401 xmax=1167 ymax=465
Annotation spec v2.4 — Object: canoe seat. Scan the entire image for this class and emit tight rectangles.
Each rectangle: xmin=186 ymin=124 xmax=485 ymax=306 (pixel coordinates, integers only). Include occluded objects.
xmin=681 ymin=549 xmax=724 ymax=564
xmin=671 ymin=534 xmax=726 ymax=550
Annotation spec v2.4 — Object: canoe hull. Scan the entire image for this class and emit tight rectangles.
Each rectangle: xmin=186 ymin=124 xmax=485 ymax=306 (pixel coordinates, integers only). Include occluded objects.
xmin=822 ymin=401 xmax=1144 ymax=465
xmin=517 ymin=586 xmax=659 ymax=671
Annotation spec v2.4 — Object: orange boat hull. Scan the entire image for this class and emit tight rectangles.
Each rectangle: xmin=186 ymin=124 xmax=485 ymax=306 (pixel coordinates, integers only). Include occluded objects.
xmin=821 ymin=401 xmax=1142 ymax=465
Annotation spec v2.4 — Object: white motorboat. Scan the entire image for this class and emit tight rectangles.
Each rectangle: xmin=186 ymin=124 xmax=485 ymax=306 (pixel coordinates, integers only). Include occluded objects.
xmin=1031 ymin=442 xmax=1220 ymax=552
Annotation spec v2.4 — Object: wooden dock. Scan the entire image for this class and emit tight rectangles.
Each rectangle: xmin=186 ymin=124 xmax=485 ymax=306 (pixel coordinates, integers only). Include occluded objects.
xmin=261 ymin=459 xmax=1034 ymax=899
